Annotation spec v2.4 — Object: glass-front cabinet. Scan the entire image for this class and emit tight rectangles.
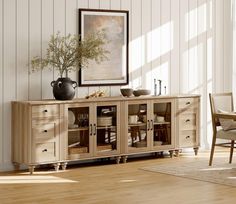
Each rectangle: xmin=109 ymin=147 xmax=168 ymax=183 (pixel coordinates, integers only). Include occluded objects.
xmin=151 ymin=99 xmax=175 ymax=151
xmin=125 ymin=100 xmax=149 ymax=153
xmin=65 ymin=101 xmax=120 ymax=161
xmin=124 ymin=99 xmax=175 ymax=154
xmin=95 ymin=102 xmax=120 ymax=157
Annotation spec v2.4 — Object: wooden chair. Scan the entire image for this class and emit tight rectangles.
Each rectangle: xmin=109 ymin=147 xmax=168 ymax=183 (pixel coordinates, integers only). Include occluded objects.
xmin=209 ymin=92 xmax=236 ymax=165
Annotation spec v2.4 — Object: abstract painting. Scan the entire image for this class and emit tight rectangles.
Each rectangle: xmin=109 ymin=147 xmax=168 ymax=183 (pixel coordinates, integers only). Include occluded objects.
xmin=79 ymin=9 xmax=129 ymax=86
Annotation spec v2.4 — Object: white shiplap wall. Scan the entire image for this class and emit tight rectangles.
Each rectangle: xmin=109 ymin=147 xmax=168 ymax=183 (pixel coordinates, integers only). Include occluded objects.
xmin=0 ymin=0 xmax=233 ymax=171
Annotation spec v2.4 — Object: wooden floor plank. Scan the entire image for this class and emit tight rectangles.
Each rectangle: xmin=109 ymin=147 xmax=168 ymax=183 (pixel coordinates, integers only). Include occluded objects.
xmin=0 ymin=149 xmax=236 ymax=204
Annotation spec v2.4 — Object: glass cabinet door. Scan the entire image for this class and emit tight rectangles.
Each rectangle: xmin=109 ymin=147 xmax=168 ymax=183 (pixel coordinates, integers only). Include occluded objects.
xmin=95 ymin=103 xmax=120 ymax=156
xmin=127 ymin=102 xmax=149 ymax=152
xmin=67 ymin=105 xmax=92 ymax=160
xmin=152 ymin=101 xmax=174 ymax=149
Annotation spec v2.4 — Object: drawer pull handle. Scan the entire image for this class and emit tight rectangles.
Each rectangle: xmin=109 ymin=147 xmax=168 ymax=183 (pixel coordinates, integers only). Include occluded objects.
xmin=44 ymin=130 xmax=48 ymax=133
xmin=186 ymin=136 xmax=190 ymax=139
xmin=186 ymin=102 xmax=191 ymax=105
xmin=185 ymin=119 xmax=190 ymax=122
xmin=44 ymin=109 xmax=48 ymax=113
xmin=42 ymin=149 xmax=47 ymax=152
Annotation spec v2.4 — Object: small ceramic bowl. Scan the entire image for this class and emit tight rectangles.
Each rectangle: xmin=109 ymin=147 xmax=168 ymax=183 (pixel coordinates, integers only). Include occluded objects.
xmin=133 ymin=89 xmax=151 ymax=97
xmin=133 ymin=90 xmax=141 ymax=97
xmin=120 ymin=88 xmax=133 ymax=97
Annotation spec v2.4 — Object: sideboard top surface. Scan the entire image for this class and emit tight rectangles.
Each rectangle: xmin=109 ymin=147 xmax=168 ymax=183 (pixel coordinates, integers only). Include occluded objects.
xmin=12 ymin=94 xmax=201 ymax=105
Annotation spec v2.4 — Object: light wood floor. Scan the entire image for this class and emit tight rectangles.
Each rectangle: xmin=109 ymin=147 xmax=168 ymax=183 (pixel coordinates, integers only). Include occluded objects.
xmin=0 ymin=149 xmax=236 ymax=204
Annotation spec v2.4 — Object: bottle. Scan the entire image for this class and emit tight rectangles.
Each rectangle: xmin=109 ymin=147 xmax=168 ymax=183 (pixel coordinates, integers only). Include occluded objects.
xmin=158 ymin=80 xmax=162 ymax=95
xmin=154 ymin=79 xmax=157 ymax=96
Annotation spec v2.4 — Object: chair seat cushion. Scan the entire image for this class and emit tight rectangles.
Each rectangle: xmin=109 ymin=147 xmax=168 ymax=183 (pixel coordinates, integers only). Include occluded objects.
xmin=217 ymin=129 xmax=236 ymax=140
xmin=217 ymin=109 xmax=236 ymax=130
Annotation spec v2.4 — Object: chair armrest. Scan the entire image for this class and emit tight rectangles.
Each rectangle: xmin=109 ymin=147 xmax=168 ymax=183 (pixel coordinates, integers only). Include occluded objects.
xmin=214 ymin=113 xmax=236 ymax=120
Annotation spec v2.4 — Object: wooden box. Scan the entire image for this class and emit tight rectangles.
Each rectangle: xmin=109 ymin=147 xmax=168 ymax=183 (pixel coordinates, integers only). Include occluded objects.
xmin=68 ymin=146 xmax=88 ymax=154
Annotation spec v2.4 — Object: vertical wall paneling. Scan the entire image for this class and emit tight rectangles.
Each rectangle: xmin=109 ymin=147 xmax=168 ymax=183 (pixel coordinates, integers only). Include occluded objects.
xmin=29 ymin=0 xmax=42 ymax=100
xmin=170 ymin=0 xmax=180 ymax=94
xmin=160 ymin=0 xmax=171 ymax=94
xmin=0 ymin=0 xmax=3 ymax=166
xmin=215 ymin=0 xmax=224 ymax=92
xmin=65 ymin=0 xmax=78 ymax=97
xmin=66 ymin=0 xmax=77 ymax=43
xmin=151 ymin=0 xmax=161 ymax=95
xmin=179 ymin=0 xmax=189 ymax=93
xmin=206 ymin=0 xmax=214 ymax=148
xmin=224 ymin=0 xmax=233 ymax=92
xmin=121 ymin=0 xmax=132 ymax=90
xmin=88 ymin=0 xmax=99 ymax=9
xmin=198 ymin=0 xmax=208 ymax=148
xmin=189 ymin=0 xmax=198 ymax=94
xmin=54 ymin=0 xmax=65 ymax=36
xmin=17 ymin=0 xmax=29 ymax=100
xmin=99 ymin=0 xmax=110 ymax=9
xmin=131 ymin=0 xmax=142 ymax=89
xmin=212 ymin=0 xmax=216 ymax=94
xmin=110 ymin=0 xmax=122 ymax=96
xmin=42 ymin=0 xmax=54 ymax=99
xmin=111 ymin=0 xmax=120 ymax=9
xmin=99 ymin=0 xmax=111 ymax=97
xmin=3 ymin=0 xmax=16 ymax=164
xmin=77 ymin=0 xmax=89 ymax=98
xmin=233 ymin=0 xmax=236 ymax=98
xmin=141 ymin=0 xmax=151 ymax=91
xmin=53 ymin=0 xmax=66 ymax=80
xmin=88 ymin=0 xmax=100 ymax=95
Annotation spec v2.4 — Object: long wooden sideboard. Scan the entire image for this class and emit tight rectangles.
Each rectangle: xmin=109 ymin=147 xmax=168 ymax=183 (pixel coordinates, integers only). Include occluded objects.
xmin=12 ymin=95 xmax=200 ymax=174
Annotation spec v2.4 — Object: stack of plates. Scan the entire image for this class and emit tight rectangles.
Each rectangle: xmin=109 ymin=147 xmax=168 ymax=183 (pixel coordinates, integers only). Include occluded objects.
xmin=68 ymin=110 xmax=76 ymax=129
xmin=97 ymin=116 xmax=112 ymax=126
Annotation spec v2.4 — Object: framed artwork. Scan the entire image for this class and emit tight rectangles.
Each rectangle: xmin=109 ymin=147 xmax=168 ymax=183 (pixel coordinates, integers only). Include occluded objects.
xmin=79 ymin=9 xmax=129 ymax=86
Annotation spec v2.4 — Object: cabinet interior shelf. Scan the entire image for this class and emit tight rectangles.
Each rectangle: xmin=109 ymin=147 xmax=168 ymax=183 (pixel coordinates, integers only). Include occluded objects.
xmin=97 ymin=126 xmax=116 ymax=129
xmin=68 ymin=127 xmax=89 ymax=132
xmin=153 ymin=122 xmax=170 ymax=125
xmin=128 ymin=122 xmax=146 ymax=127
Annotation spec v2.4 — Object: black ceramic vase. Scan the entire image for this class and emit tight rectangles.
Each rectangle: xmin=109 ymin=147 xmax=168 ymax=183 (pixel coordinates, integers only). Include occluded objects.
xmin=51 ymin=77 xmax=77 ymax=100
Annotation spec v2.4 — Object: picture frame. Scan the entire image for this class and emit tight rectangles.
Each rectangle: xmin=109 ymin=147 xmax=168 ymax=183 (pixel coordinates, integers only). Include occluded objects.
xmin=79 ymin=8 xmax=129 ymax=86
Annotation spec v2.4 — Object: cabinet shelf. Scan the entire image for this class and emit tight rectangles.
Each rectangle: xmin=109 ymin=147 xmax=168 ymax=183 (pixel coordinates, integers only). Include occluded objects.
xmin=128 ymin=122 xmax=146 ymax=127
xmin=68 ymin=127 xmax=89 ymax=132
xmin=97 ymin=125 xmax=116 ymax=130
xmin=153 ymin=122 xmax=170 ymax=125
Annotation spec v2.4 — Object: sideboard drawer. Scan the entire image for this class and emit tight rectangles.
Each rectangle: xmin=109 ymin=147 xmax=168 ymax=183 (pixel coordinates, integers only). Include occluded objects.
xmin=178 ymin=98 xmax=197 ymax=111
xmin=32 ymin=105 xmax=59 ymax=119
xmin=32 ymin=123 xmax=57 ymax=143
xmin=179 ymin=130 xmax=196 ymax=147
xmin=179 ymin=114 xmax=196 ymax=130
xmin=35 ymin=142 xmax=56 ymax=163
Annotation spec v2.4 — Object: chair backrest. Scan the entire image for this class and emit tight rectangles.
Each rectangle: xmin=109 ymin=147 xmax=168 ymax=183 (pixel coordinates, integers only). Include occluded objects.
xmin=209 ymin=92 xmax=233 ymax=130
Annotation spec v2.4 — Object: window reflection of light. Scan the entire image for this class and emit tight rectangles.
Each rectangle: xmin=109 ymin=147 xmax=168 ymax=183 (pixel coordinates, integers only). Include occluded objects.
xmin=0 ymin=175 xmax=77 ymax=184
xmin=186 ymin=3 xmax=207 ymax=41
xmin=130 ymin=36 xmax=144 ymax=70
xmin=147 ymin=21 xmax=173 ymax=63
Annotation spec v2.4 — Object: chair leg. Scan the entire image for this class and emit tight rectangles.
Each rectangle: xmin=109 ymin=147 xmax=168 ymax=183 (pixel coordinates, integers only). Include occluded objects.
xmin=209 ymin=133 xmax=216 ymax=166
xmin=229 ymin=140 xmax=234 ymax=164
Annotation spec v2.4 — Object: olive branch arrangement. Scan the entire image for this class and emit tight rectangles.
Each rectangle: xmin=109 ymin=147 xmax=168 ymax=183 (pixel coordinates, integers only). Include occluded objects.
xmin=30 ymin=30 xmax=110 ymax=78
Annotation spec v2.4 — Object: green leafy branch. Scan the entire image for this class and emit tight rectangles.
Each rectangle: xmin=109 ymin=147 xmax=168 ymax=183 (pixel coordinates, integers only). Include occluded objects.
xmin=30 ymin=30 xmax=110 ymax=78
